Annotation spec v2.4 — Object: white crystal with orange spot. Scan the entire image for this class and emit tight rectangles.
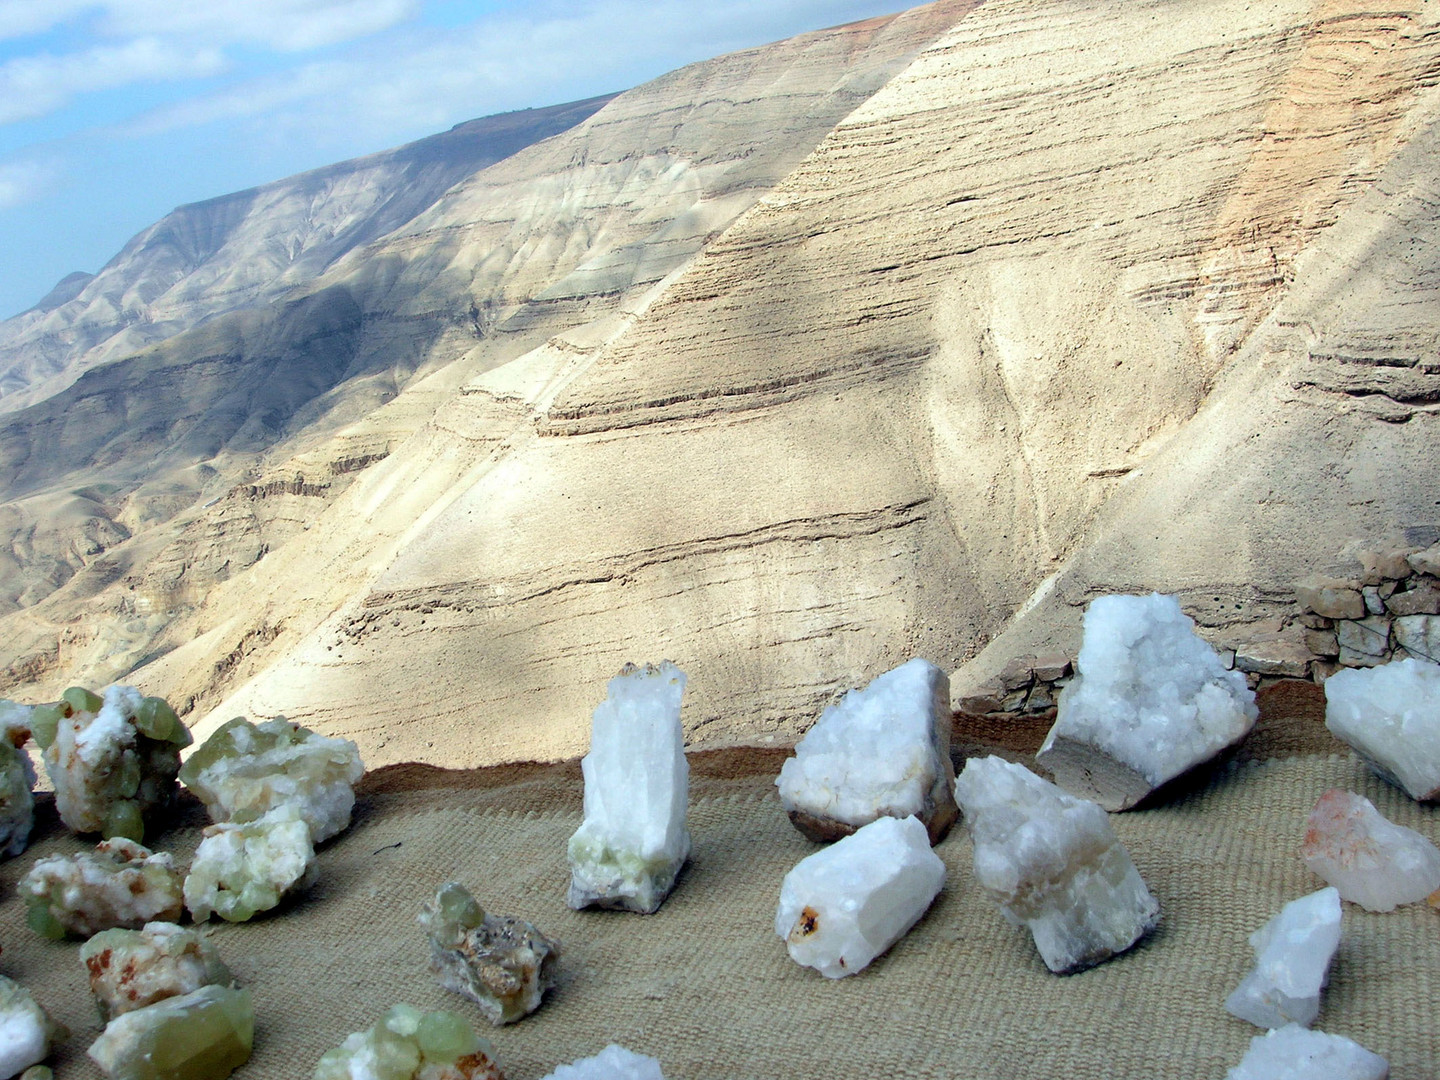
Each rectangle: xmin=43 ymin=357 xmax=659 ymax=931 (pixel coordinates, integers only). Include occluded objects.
xmin=1301 ymin=789 xmax=1440 ymax=911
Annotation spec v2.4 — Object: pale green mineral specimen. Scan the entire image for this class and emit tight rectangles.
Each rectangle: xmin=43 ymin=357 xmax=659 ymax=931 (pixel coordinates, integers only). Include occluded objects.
xmin=82 ymin=922 xmax=234 ymax=1021
xmin=313 ymin=1004 xmax=505 ymax=1080
xmin=87 ymin=985 xmax=253 ymax=1080
xmin=184 ymin=804 xmax=316 ymax=922
xmin=20 ymin=837 xmax=184 ymax=939
xmin=179 ymin=717 xmax=363 ymax=843
xmin=0 ymin=976 xmax=65 ymax=1079
xmin=33 ymin=685 xmax=190 ymax=841
xmin=0 ymin=700 xmax=37 ymax=858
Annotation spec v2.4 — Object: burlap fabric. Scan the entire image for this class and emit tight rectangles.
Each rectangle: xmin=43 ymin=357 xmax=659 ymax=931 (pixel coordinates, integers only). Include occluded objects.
xmin=3 ymin=685 xmax=1436 ymax=1079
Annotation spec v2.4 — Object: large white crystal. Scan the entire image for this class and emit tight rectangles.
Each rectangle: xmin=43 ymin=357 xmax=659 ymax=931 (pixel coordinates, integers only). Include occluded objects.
xmin=954 ymin=756 xmax=1160 ymax=973
xmin=1036 ymin=594 xmax=1258 ymax=810
xmin=1324 ymin=658 xmax=1440 ymax=801
xmin=0 ymin=700 xmax=37 ymax=858
xmin=540 ymin=1045 xmax=665 ymax=1080
xmin=1225 ymin=888 xmax=1342 ymax=1029
xmin=1301 ymin=788 xmax=1440 ymax=911
xmin=1225 ymin=1024 xmax=1388 ymax=1080
xmin=775 ymin=814 xmax=945 ymax=979
xmin=20 ymin=838 xmax=183 ymax=939
xmin=185 ymin=804 xmax=317 ymax=922
xmin=0 ymin=976 xmax=63 ymax=1079
xmin=776 ymin=658 xmax=957 ymax=843
xmin=567 ymin=662 xmax=690 ymax=914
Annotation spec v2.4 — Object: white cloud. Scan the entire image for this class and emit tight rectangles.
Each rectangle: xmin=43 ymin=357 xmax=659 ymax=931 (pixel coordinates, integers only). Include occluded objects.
xmin=0 ymin=158 xmax=54 ymax=208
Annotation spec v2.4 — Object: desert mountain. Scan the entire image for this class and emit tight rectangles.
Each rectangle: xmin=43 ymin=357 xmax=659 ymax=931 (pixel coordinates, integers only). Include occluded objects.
xmin=1 ymin=0 xmax=1437 ymax=770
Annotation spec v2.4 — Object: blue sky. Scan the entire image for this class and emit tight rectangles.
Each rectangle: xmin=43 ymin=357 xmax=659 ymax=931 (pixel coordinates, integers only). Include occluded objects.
xmin=0 ymin=0 xmax=912 ymax=319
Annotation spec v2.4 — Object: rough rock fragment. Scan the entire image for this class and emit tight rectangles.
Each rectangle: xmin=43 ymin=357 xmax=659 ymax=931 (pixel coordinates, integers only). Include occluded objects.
xmin=20 ymin=838 xmax=183 ymax=938
xmin=1301 ymin=789 xmax=1440 ymax=911
xmin=1036 ymin=594 xmax=1257 ymax=810
xmin=1225 ymin=888 xmax=1342 ymax=1029
xmin=87 ymin=985 xmax=252 ymax=1080
xmin=312 ymin=1004 xmax=503 ymax=1080
xmin=179 ymin=717 xmax=364 ymax=843
xmin=1324 ymin=658 xmax=1440 ymax=801
xmin=540 ymin=1045 xmax=663 ymax=1080
xmin=1295 ymin=578 xmax=1365 ymax=620
xmin=776 ymin=658 xmax=958 ymax=843
xmin=775 ymin=814 xmax=945 ymax=979
xmin=1392 ymin=614 xmax=1440 ymax=663
xmin=419 ymin=882 xmax=558 ymax=1025
xmin=0 ymin=976 xmax=64 ymax=1079
xmin=567 ymin=662 xmax=690 ymax=914
xmin=1224 ymin=1023 xmax=1388 ymax=1080
xmin=0 ymin=700 xmax=37 ymax=858
xmin=184 ymin=804 xmax=317 ymax=922
xmin=32 ymin=685 xmax=190 ymax=841
xmin=82 ymin=923 xmax=234 ymax=1022
xmin=954 ymin=756 xmax=1160 ymax=973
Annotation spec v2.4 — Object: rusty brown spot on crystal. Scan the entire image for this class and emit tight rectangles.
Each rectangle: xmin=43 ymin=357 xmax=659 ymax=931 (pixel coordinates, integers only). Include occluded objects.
xmin=796 ymin=906 xmax=819 ymax=937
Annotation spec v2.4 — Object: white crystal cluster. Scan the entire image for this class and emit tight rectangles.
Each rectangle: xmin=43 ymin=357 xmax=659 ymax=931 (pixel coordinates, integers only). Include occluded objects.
xmin=1324 ymin=658 xmax=1440 ymax=801
xmin=82 ymin=922 xmax=234 ymax=1021
xmin=567 ymin=662 xmax=690 ymax=914
xmin=0 ymin=976 xmax=63 ymax=1079
xmin=312 ymin=1004 xmax=502 ymax=1080
xmin=775 ymin=814 xmax=945 ymax=978
xmin=776 ymin=658 xmax=957 ymax=842
xmin=1225 ymin=1024 xmax=1388 ymax=1080
xmin=1301 ymin=789 xmax=1440 ymax=911
xmin=185 ymin=804 xmax=318 ymax=922
xmin=954 ymin=756 xmax=1160 ymax=973
xmin=1037 ymin=594 xmax=1257 ymax=810
xmin=179 ymin=717 xmax=364 ymax=843
xmin=540 ymin=1045 xmax=665 ymax=1080
xmin=1225 ymin=888 xmax=1341 ymax=1029
xmin=0 ymin=699 xmax=37 ymax=858
xmin=20 ymin=837 xmax=183 ymax=938
xmin=88 ymin=985 xmax=253 ymax=1080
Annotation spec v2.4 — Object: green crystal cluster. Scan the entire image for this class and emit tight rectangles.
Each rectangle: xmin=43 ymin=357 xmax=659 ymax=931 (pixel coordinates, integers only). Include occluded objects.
xmin=87 ymin=985 xmax=253 ymax=1080
xmin=313 ymin=1005 xmax=503 ymax=1080
xmin=21 ymin=838 xmax=184 ymax=939
xmin=32 ymin=685 xmax=190 ymax=841
xmin=184 ymin=805 xmax=316 ymax=922
xmin=82 ymin=923 xmax=234 ymax=1021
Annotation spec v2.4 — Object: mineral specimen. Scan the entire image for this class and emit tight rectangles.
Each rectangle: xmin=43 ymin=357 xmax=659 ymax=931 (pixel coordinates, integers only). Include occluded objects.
xmin=1224 ymin=1023 xmax=1388 ymax=1080
xmin=419 ymin=882 xmax=559 ymax=1025
xmin=775 ymin=813 xmax=945 ymax=978
xmin=179 ymin=716 xmax=364 ymax=843
xmin=540 ymin=1045 xmax=664 ymax=1080
xmin=0 ymin=700 xmax=36 ymax=858
xmin=185 ymin=804 xmax=317 ymax=922
xmin=954 ymin=755 xmax=1160 ymax=973
xmin=776 ymin=658 xmax=958 ymax=844
xmin=1225 ymin=888 xmax=1342 ymax=1029
xmin=1036 ymin=594 xmax=1258 ymax=810
xmin=1301 ymin=789 xmax=1440 ymax=911
xmin=32 ymin=685 xmax=190 ymax=840
xmin=312 ymin=1004 xmax=504 ymax=1080
xmin=82 ymin=923 xmax=234 ymax=1022
xmin=87 ymin=985 xmax=253 ymax=1080
xmin=567 ymin=662 xmax=691 ymax=914
xmin=0 ymin=976 xmax=64 ymax=1079
xmin=20 ymin=838 xmax=184 ymax=939
xmin=1324 ymin=658 xmax=1440 ymax=801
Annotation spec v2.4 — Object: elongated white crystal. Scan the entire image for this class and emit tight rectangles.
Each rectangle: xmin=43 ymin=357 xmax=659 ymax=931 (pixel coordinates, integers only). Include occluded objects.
xmin=567 ymin=662 xmax=690 ymax=914
xmin=540 ymin=1045 xmax=664 ymax=1080
xmin=1324 ymin=658 xmax=1440 ymax=801
xmin=82 ymin=923 xmax=234 ymax=1021
xmin=20 ymin=838 xmax=183 ymax=939
xmin=1037 ymin=594 xmax=1257 ymax=810
xmin=1225 ymin=888 xmax=1342 ymax=1028
xmin=775 ymin=814 xmax=945 ymax=978
xmin=179 ymin=717 xmax=364 ymax=843
xmin=88 ymin=985 xmax=253 ymax=1080
xmin=955 ymin=756 xmax=1160 ymax=973
xmin=776 ymin=658 xmax=958 ymax=843
xmin=185 ymin=804 xmax=317 ymax=922
xmin=1225 ymin=1024 xmax=1388 ymax=1080
xmin=0 ymin=700 xmax=37 ymax=858
xmin=0 ymin=976 xmax=63 ymax=1079
xmin=1301 ymin=789 xmax=1440 ymax=911
xmin=312 ymin=1004 xmax=503 ymax=1080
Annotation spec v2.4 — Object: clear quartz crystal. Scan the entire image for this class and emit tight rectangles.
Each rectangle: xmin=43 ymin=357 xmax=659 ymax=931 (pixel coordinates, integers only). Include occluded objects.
xmin=87 ymin=985 xmax=253 ymax=1080
xmin=312 ymin=1004 xmax=504 ymax=1080
xmin=1224 ymin=1023 xmax=1388 ymax=1080
xmin=179 ymin=717 xmax=364 ymax=843
xmin=1301 ymin=789 xmax=1440 ymax=911
xmin=1225 ymin=888 xmax=1342 ymax=1028
xmin=1037 ymin=594 xmax=1257 ymax=810
xmin=184 ymin=804 xmax=317 ymax=922
xmin=775 ymin=814 xmax=945 ymax=978
xmin=954 ymin=756 xmax=1160 ymax=973
xmin=20 ymin=838 xmax=183 ymax=939
xmin=539 ymin=1045 xmax=664 ymax=1080
xmin=776 ymin=658 xmax=958 ymax=843
xmin=33 ymin=685 xmax=190 ymax=841
xmin=567 ymin=662 xmax=690 ymax=914
xmin=419 ymin=883 xmax=559 ymax=1025
xmin=0 ymin=700 xmax=37 ymax=858
xmin=0 ymin=976 xmax=65 ymax=1079
xmin=82 ymin=922 xmax=234 ymax=1021
xmin=1324 ymin=658 xmax=1440 ymax=801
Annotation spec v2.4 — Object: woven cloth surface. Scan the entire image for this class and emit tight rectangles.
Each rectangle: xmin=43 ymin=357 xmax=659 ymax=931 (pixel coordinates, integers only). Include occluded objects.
xmin=2 ymin=721 xmax=1437 ymax=1079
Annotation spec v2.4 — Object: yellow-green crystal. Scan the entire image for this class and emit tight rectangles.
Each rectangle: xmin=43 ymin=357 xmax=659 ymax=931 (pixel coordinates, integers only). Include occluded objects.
xmin=87 ymin=985 xmax=252 ymax=1080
